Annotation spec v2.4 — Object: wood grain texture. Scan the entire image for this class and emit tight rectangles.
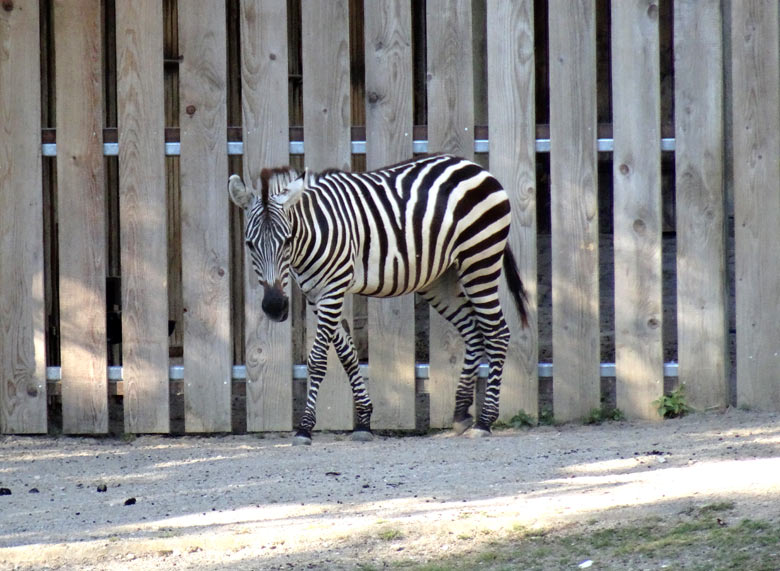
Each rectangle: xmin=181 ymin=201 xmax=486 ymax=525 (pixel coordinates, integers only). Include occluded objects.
xmin=548 ymin=0 xmax=600 ymax=422
xmin=487 ymin=0 xmax=538 ymax=422
xmin=240 ymin=0 xmax=293 ymax=431
xmin=612 ymin=0 xmax=663 ymax=420
xmin=179 ymin=1 xmax=232 ymax=432
xmin=54 ymin=0 xmax=108 ymax=434
xmin=674 ymin=0 xmax=727 ymax=411
xmin=364 ymin=0 xmax=416 ymax=430
xmin=732 ymin=1 xmax=780 ymax=410
xmin=116 ymin=0 xmax=170 ymax=433
xmin=302 ymin=0 xmax=354 ymax=430
xmin=0 ymin=0 xmax=47 ymax=434
xmin=426 ymin=0 xmax=473 ymax=428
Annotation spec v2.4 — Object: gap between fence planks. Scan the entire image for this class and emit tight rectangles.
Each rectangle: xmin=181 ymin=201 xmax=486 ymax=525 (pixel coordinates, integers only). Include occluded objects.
xmin=302 ymin=0 xmax=354 ymax=431
xmin=732 ymin=1 xmax=780 ymax=410
xmin=612 ymin=0 xmax=664 ymax=420
xmin=487 ymin=0 xmax=539 ymax=422
xmin=548 ymin=0 xmax=600 ymax=422
xmin=0 ymin=0 xmax=47 ymax=434
xmin=178 ymin=1 xmax=232 ymax=432
xmin=239 ymin=0 xmax=293 ymax=432
xmin=364 ymin=0 xmax=416 ymax=431
xmin=673 ymin=0 xmax=727 ymax=412
xmin=54 ymin=0 xmax=108 ymax=434
xmin=116 ymin=0 xmax=170 ymax=434
xmin=426 ymin=0 xmax=474 ymax=429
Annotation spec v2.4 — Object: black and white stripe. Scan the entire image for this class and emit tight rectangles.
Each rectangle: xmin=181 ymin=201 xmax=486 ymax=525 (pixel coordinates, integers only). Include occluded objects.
xmin=229 ymin=154 xmax=528 ymax=443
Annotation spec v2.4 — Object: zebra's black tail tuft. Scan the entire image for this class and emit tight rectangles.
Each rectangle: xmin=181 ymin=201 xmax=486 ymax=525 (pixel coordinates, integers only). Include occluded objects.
xmin=503 ymin=245 xmax=530 ymax=329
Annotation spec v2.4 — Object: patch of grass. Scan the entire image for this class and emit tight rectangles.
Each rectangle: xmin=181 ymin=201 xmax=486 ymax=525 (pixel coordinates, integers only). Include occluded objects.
xmin=653 ymin=385 xmax=693 ymax=418
xmin=501 ymin=409 xmax=537 ymax=429
xmin=538 ymin=406 xmax=555 ymax=426
xmin=389 ymin=511 xmax=780 ymax=570
xmin=584 ymin=405 xmax=626 ymax=424
xmin=378 ymin=528 xmax=404 ymax=541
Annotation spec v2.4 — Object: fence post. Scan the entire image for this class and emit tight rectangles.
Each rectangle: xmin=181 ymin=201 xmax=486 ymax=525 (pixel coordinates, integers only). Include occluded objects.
xmin=487 ymin=0 xmax=539 ymax=422
xmin=0 ymin=0 xmax=47 ymax=434
xmin=240 ymin=0 xmax=294 ymax=432
xmin=732 ymin=0 xmax=780 ymax=410
xmin=116 ymin=0 xmax=170 ymax=433
xmin=55 ymin=0 xmax=109 ymax=434
xmin=549 ymin=0 xmax=600 ymax=422
xmin=179 ymin=1 xmax=232 ymax=432
xmin=674 ymin=0 xmax=728 ymax=411
xmin=364 ymin=0 xmax=417 ymax=430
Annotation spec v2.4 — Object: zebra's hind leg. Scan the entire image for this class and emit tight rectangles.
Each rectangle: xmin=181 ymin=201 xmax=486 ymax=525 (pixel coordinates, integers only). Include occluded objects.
xmin=457 ymin=251 xmax=512 ymax=436
xmin=419 ymin=271 xmax=483 ymax=435
xmin=333 ymin=319 xmax=374 ymax=442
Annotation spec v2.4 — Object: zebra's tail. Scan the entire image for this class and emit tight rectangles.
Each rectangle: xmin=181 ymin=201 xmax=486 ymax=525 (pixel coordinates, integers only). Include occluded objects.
xmin=503 ymin=245 xmax=530 ymax=329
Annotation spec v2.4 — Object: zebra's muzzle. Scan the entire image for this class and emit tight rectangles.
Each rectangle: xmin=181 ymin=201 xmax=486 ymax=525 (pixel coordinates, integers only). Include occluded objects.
xmin=262 ymin=286 xmax=289 ymax=322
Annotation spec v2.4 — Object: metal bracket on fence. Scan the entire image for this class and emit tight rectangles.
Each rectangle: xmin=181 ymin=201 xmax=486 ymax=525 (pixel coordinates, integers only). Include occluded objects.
xmin=45 ymin=361 xmax=679 ymax=383
xmin=41 ymin=138 xmax=676 ymax=158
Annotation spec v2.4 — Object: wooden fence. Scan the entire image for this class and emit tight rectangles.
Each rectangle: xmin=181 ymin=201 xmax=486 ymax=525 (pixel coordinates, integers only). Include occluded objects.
xmin=1 ymin=0 xmax=778 ymax=435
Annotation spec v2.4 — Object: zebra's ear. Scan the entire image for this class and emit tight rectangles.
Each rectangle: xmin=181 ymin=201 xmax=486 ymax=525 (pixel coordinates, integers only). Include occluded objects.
xmin=228 ymin=174 xmax=254 ymax=209
xmin=274 ymin=169 xmax=307 ymax=212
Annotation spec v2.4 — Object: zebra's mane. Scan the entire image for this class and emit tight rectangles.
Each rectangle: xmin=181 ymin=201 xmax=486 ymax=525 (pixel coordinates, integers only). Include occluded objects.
xmin=260 ymin=167 xmax=301 ymax=205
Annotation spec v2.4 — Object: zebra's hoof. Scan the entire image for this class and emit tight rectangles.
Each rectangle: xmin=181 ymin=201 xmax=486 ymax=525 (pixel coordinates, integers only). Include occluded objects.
xmin=452 ymin=415 xmax=474 ymax=435
xmin=351 ymin=429 xmax=374 ymax=442
xmin=292 ymin=429 xmax=312 ymax=446
xmin=467 ymin=427 xmax=491 ymax=438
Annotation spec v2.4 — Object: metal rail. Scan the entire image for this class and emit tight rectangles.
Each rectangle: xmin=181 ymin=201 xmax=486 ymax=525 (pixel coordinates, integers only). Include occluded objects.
xmin=41 ymin=138 xmax=676 ymax=158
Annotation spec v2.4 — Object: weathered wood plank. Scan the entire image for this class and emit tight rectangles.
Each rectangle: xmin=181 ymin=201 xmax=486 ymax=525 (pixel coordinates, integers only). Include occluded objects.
xmin=116 ymin=0 xmax=170 ymax=433
xmin=612 ymin=0 xmax=663 ymax=420
xmin=674 ymin=0 xmax=727 ymax=412
xmin=179 ymin=1 xmax=232 ymax=432
xmin=364 ymin=0 xmax=416 ymax=430
xmin=426 ymin=0 xmax=474 ymax=429
xmin=732 ymin=1 xmax=780 ymax=410
xmin=54 ymin=0 xmax=108 ymax=434
xmin=239 ymin=0 xmax=293 ymax=432
xmin=0 ymin=0 xmax=47 ymax=434
xmin=548 ymin=0 xmax=600 ymax=422
xmin=302 ymin=0 xmax=354 ymax=430
xmin=487 ymin=0 xmax=538 ymax=422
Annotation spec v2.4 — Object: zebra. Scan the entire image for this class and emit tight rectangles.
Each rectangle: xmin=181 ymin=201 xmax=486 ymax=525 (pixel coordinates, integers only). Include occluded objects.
xmin=228 ymin=154 xmax=529 ymax=445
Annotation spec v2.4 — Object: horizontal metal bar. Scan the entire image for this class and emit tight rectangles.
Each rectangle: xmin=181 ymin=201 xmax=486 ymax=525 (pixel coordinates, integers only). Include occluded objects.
xmin=41 ymin=137 xmax=676 ymax=159
xmin=45 ymin=361 xmax=679 ymax=382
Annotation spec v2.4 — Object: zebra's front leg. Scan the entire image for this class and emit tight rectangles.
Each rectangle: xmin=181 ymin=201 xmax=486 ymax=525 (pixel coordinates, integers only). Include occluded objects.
xmin=333 ymin=319 xmax=374 ymax=441
xmin=295 ymin=306 xmax=341 ymax=446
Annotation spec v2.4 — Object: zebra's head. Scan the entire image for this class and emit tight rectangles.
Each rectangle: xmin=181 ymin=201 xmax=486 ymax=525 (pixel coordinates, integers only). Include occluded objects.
xmin=228 ymin=168 xmax=307 ymax=322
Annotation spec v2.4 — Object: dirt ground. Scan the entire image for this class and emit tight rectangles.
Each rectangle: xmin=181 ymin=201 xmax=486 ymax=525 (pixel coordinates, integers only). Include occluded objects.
xmin=1 ymin=408 xmax=778 ymax=571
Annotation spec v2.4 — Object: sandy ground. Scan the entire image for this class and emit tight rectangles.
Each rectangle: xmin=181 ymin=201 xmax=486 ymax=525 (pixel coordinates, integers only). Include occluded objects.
xmin=1 ymin=408 xmax=778 ymax=570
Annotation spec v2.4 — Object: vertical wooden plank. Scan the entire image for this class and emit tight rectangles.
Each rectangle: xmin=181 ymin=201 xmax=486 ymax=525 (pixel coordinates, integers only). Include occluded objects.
xmin=0 ymin=0 xmax=47 ymax=434
xmin=116 ymin=0 xmax=170 ymax=433
xmin=364 ymin=0 xmax=416 ymax=430
xmin=548 ymin=0 xmax=600 ymax=422
xmin=240 ymin=0 xmax=293 ymax=431
xmin=674 ymin=0 xmax=727 ymax=412
xmin=426 ymin=0 xmax=474 ymax=429
xmin=732 ymin=1 xmax=780 ymax=410
xmin=302 ymin=0 xmax=354 ymax=430
xmin=612 ymin=0 xmax=663 ymax=420
xmin=179 ymin=1 xmax=232 ymax=432
xmin=54 ymin=0 xmax=108 ymax=434
xmin=487 ymin=0 xmax=538 ymax=421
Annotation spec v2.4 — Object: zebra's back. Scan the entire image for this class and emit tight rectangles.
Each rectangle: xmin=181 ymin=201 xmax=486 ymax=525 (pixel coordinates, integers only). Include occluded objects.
xmin=290 ymin=154 xmax=511 ymax=299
